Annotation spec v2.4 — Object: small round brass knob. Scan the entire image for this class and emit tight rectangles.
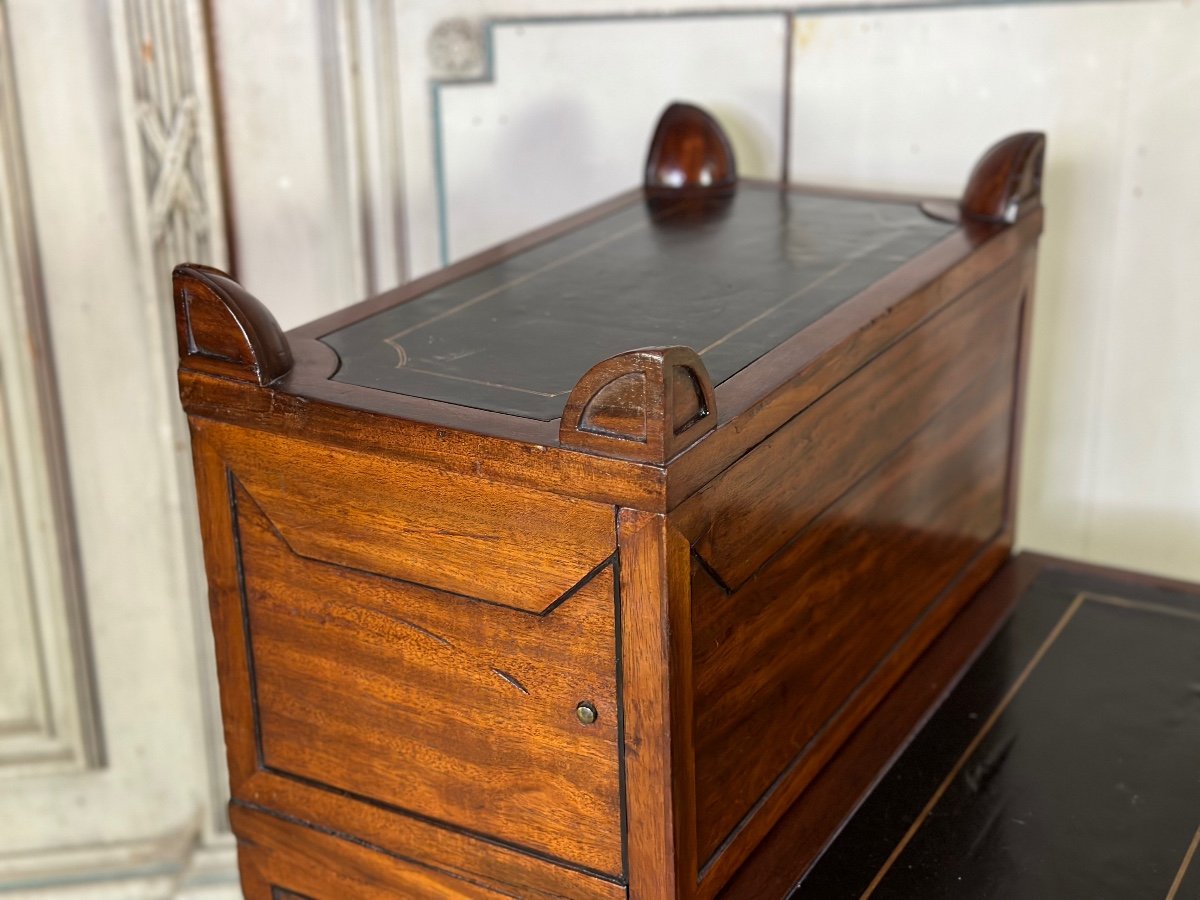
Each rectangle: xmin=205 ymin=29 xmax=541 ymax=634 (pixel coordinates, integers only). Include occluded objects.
xmin=575 ymin=701 xmax=598 ymax=725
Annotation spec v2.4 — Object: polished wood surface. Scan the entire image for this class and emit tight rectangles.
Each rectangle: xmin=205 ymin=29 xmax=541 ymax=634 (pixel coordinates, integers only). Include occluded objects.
xmin=720 ymin=555 xmax=1042 ymax=899
xmin=188 ymin=425 xmax=625 ymax=900
xmin=195 ymin=419 xmax=615 ymax=612
xmin=234 ymin=805 xmax=514 ymax=899
xmin=694 ymin=375 xmax=1013 ymax=881
xmin=664 ymin=211 xmax=1041 ymax=509
xmin=961 ymin=132 xmax=1046 ymax=225
xmin=644 ymin=102 xmax=737 ymax=199
xmin=560 ymin=346 xmax=717 ymax=463
xmin=675 ymin=258 xmax=1024 ymax=590
xmin=174 ymin=103 xmax=1046 ymax=898
xmin=618 ymin=510 xmax=699 ymax=900
xmin=233 ymin=482 xmax=622 ymax=873
xmin=175 ymin=263 xmax=292 ymax=385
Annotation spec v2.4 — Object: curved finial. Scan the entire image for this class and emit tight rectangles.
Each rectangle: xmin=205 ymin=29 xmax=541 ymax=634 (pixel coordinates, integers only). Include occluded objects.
xmin=962 ymin=132 xmax=1046 ymax=225
xmin=560 ymin=346 xmax=716 ymax=463
xmin=644 ymin=102 xmax=737 ymax=200
xmin=173 ymin=264 xmax=293 ymax=385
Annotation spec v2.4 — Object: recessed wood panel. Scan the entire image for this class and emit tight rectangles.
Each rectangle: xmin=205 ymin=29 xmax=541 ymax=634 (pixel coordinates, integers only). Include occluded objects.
xmin=234 ymin=486 xmax=623 ymax=876
xmin=676 ymin=261 xmax=1022 ymax=591
xmin=692 ymin=342 xmax=1017 ymax=864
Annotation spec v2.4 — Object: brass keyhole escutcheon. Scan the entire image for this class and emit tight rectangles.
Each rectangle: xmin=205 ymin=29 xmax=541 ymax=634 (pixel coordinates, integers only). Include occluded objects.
xmin=575 ymin=701 xmax=598 ymax=725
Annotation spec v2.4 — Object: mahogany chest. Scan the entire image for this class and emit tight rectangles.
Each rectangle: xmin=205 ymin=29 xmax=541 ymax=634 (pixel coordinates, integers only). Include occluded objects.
xmin=174 ymin=104 xmax=1045 ymax=898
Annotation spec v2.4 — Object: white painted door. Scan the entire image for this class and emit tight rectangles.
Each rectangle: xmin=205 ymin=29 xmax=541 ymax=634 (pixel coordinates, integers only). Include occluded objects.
xmin=0 ymin=1 xmax=235 ymax=896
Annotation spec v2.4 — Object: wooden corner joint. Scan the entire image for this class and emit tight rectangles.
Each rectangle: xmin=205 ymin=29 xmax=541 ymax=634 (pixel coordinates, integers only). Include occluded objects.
xmin=560 ymin=346 xmax=717 ymax=464
xmin=645 ymin=102 xmax=738 ymax=200
xmin=961 ymin=132 xmax=1047 ymax=225
xmin=173 ymin=263 xmax=293 ymax=386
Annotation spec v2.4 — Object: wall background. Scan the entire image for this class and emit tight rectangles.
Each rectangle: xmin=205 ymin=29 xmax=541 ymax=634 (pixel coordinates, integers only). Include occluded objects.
xmin=1 ymin=0 xmax=1196 ymax=895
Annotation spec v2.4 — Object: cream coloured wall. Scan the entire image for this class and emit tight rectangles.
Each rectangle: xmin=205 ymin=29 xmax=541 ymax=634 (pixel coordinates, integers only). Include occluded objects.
xmin=781 ymin=4 xmax=1200 ymax=584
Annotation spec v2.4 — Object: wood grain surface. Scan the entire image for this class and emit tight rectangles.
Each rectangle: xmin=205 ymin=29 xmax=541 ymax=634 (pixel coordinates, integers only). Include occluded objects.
xmin=561 ymin=347 xmax=717 ymax=463
xmin=175 ymin=263 xmax=293 ymax=385
xmin=718 ymin=555 xmax=1038 ymax=899
xmin=691 ymin=278 xmax=1023 ymax=878
xmin=234 ymin=483 xmax=623 ymax=875
xmin=196 ymin=419 xmax=616 ymax=613
xmin=676 ymin=257 xmax=1023 ymax=590
xmin=618 ymin=510 xmax=699 ymax=898
xmin=233 ymin=804 xmax=528 ymax=899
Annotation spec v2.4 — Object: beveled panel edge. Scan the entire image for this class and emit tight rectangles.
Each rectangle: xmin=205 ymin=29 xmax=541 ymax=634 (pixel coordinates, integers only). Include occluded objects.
xmin=236 ymin=470 xmax=619 ymax=618
xmin=718 ymin=551 xmax=1039 ymax=899
xmin=209 ymin=424 xmax=619 ymax=616
xmin=676 ymin=261 xmax=1026 ymax=590
xmin=227 ymin=485 xmax=627 ymax=883
xmin=190 ymin=426 xmax=626 ymax=897
xmin=234 ymin=801 xmax=556 ymax=899
xmin=0 ymin=0 xmax=102 ymax=776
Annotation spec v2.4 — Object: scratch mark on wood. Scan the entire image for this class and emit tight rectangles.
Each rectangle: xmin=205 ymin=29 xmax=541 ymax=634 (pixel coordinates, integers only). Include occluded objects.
xmin=491 ymin=667 xmax=529 ymax=695
xmin=391 ymin=616 xmax=451 ymax=647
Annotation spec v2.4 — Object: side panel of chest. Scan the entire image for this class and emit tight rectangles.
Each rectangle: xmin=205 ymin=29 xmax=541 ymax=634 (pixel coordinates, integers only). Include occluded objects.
xmin=682 ymin=252 xmax=1031 ymax=876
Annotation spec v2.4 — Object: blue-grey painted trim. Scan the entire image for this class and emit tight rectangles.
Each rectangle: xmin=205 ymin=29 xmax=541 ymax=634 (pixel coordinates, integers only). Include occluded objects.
xmin=430 ymin=83 xmax=452 ymax=269
xmin=429 ymin=0 xmax=1160 ymax=265
xmin=780 ymin=12 xmax=794 ymax=183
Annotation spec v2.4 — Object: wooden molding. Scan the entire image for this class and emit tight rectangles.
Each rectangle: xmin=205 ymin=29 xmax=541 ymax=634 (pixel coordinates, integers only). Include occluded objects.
xmin=618 ymin=510 xmax=698 ymax=899
xmin=961 ymin=132 xmax=1046 ymax=225
xmin=560 ymin=346 xmax=717 ymax=463
xmin=644 ymin=102 xmax=737 ymax=200
xmin=174 ymin=264 xmax=293 ymax=385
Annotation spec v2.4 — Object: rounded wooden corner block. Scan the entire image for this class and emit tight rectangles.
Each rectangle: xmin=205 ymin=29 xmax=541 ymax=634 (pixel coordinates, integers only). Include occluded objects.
xmin=560 ymin=347 xmax=717 ymax=463
xmin=961 ymin=132 xmax=1046 ymax=225
xmin=173 ymin=263 xmax=293 ymax=386
xmin=644 ymin=102 xmax=738 ymax=200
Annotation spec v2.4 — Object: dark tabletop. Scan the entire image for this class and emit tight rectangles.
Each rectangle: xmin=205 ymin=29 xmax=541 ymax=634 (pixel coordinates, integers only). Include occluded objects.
xmin=798 ymin=566 xmax=1200 ymax=899
xmin=321 ymin=185 xmax=955 ymax=420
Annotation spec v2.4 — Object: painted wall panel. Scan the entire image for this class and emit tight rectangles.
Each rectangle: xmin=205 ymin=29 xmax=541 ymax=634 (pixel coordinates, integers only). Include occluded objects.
xmin=437 ymin=14 xmax=787 ymax=261
xmin=786 ymin=3 xmax=1200 ymax=581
